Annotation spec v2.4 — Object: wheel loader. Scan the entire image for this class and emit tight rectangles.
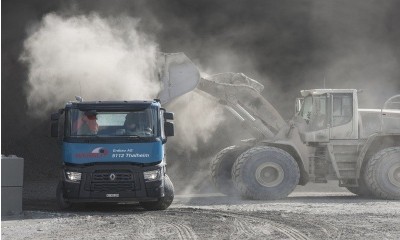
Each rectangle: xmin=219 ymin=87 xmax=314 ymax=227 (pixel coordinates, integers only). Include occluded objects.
xmin=160 ymin=53 xmax=400 ymax=200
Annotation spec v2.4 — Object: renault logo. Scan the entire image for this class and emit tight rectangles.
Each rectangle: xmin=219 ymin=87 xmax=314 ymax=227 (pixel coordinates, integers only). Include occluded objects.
xmin=109 ymin=173 xmax=116 ymax=181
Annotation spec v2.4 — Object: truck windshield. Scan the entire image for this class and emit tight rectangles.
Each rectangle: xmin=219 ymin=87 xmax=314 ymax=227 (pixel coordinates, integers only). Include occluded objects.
xmin=67 ymin=108 xmax=158 ymax=138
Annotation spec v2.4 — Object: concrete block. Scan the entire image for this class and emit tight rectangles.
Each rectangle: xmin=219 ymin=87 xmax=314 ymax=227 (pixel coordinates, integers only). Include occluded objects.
xmin=1 ymin=155 xmax=24 ymax=187
xmin=1 ymin=155 xmax=24 ymax=216
xmin=1 ymin=187 xmax=23 ymax=216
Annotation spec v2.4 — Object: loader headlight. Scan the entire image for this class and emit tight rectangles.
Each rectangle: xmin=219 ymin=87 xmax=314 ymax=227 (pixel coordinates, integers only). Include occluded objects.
xmin=144 ymin=170 xmax=161 ymax=182
xmin=65 ymin=171 xmax=82 ymax=182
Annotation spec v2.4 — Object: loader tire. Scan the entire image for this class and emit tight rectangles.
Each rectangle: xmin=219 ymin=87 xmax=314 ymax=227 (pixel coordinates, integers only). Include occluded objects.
xmin=56 ymin=181 xmax=72 ymax=210
xmin=140 ymin=175 xmax=174 ymax=210
xmin=210 ymin=145 xmax=249 ymax=196
xmin=365 ymin=147 xmax=400 ymax=200
xmin=345 ymin=184 xmax=371 ymax=197
xmin=232 ymin=146 xmax=300 ymax=200
xmin=345 ymin=172 xmax=373 ymax=197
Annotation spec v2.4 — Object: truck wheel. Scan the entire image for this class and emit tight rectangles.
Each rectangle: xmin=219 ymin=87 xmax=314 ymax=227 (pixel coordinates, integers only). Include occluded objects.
xmin=232 ymin=146 xmax=300 ymax=200
xmin=140 ymin=175 xmax=174 ymax=210
xmin=365 ymin=147 xmax=400 ymax=200
xmin=210 ymin=145 xmax=248 ymax=196
xmin=56 ymin=181 xmax=72 ymax=210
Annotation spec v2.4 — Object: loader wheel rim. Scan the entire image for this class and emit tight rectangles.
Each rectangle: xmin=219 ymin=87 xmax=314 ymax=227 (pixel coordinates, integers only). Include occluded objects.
xmin=255 ymin=162 xmax=284 ymax=187
xmin=388 ymin=163 xmax=400 ymax=188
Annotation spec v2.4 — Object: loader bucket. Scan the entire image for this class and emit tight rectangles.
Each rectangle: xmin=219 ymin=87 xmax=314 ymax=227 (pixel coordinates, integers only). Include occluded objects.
xmin=157 ymin=53 xmax=200 ymax=104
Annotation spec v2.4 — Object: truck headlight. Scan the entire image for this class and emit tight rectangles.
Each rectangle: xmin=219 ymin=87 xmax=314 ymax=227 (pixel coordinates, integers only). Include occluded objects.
xmin=66 ymin=171 xmax=82 ymax=182
xmin=144 ymin=170 xmax=161 ymax=182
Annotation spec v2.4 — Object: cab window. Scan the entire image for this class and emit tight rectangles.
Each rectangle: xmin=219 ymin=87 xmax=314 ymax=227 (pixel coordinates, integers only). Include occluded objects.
xmin=301 ymin=94 xmax=328 ymax=130
xmin=332 ymin=94 xmax=353 ymax=127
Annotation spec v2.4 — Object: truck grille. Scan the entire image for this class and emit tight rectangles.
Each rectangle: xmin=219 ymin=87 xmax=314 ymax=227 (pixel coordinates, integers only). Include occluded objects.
xmin=92 ymin=172 xmax=133 ymax=182
xmin=92 ymin=182 xmax=134 ymax=192
xmin=91 ymin=171 xmax=135 ymax=192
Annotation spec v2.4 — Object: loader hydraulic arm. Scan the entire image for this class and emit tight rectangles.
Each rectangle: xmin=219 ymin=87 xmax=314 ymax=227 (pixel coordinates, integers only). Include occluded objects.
xmin=157 ymin=53 xmax=287 ymax=139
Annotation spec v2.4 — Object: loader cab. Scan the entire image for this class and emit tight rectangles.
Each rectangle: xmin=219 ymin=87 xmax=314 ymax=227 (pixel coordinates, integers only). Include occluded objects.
xmin=298 ymin=89 xmax=359 ymax=143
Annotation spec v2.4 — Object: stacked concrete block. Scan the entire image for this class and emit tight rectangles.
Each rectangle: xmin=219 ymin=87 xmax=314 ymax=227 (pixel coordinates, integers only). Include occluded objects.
xmin=1 ymin=155 xmax=24 ymax=216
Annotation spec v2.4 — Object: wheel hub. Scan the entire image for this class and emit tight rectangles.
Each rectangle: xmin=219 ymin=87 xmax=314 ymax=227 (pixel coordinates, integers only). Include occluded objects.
xmin=255 ymin=162 xmax=284 ymax=187
xmin=388 ymin=163 xmax=400 ymax=188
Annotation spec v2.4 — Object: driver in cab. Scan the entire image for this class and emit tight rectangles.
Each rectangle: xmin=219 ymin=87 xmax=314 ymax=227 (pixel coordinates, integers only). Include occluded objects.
xmin=124 ymin=112 xmax=141 ymax=135
xmin=124 ymin=112 xmax=152 ymax=136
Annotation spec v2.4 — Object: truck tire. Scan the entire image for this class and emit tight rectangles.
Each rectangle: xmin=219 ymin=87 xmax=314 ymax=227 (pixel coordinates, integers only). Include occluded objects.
xmin=364 ymin=147 xmax=400 ymax=200
xmin=232 ymin=146 xmax=300 ymax=200
xmin=210 ymin=145 xmax=248 ymax=196
xmin=56 ymin=181 xmax=72 ymax=210
xmin=140 ymin=175 xmax=174 ymax=210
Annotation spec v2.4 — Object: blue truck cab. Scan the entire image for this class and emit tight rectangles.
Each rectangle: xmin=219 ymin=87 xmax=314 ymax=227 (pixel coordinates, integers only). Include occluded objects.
xmin=51 ymin=99 xmax=175 ymax=210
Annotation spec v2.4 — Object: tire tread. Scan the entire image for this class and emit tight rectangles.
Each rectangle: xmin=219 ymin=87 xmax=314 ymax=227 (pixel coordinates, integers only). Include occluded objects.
xmin=210 ymin=145 xmax=248 ymax=196
xmin=365 ymin=147 xmax=400 ymax=200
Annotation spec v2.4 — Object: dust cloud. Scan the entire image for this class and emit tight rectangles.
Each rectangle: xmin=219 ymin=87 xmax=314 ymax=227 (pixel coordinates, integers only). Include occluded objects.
xmin=167 ymin=91 xmax=225 ymax=155
xmin=166 ymin=51 xmax=258 ymax=156
xmin=20 ymin=13 xmax=159 ymax=118
xmin=20 ymin=12 xmax=228 ymax=155
xmin=5 ymin=0 xmax=400 ymax=186
xmin=306 ymin=1 xmax=400 ymax=108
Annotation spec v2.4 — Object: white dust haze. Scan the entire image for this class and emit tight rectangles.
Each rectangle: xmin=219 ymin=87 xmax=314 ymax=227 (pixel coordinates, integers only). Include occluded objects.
xmin=167 ymin=91 xmax=225 ymax=154
xmin=20 ymin=12 xmax=226 ymax=153
xmin=21 ymin=13 xmax=159 ymax=117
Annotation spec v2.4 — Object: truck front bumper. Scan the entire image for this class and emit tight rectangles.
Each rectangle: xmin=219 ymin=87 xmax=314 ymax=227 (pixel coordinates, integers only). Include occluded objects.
xmin=61 ymin=164 xmax=165 ymax=203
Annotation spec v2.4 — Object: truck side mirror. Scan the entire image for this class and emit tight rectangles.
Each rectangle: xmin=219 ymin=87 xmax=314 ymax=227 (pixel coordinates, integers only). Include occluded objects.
xmin=51 ymin=120 xmax=59 ymax=137
xmin=164 ymin=122 xmax=174 ymax=137
xmin=51 ymin=112 xmax=60 ymax=121
xmin=164 ymin=112 xmax=174 ymax=120
xmin=51 ymin=112 xmax=60 ymax=137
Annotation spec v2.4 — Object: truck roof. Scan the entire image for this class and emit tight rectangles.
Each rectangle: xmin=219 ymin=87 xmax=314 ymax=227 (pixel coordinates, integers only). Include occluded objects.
xmin=65 ymin=100 xmax=160 ymax=111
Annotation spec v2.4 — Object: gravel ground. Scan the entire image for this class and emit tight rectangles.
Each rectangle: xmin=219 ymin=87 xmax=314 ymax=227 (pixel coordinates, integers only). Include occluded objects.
xmin=2 ymin=181 xmax=400 ymax=239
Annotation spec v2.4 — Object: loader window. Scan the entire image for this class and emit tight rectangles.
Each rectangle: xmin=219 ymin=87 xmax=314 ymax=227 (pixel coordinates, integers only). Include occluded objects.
xmin=301 ymin=96 xmax=313 ymax=123
xmin=332 ymin=94 xmax=353 ymax=127
xmin=301 ymin=95 xmax=328 ymax=131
